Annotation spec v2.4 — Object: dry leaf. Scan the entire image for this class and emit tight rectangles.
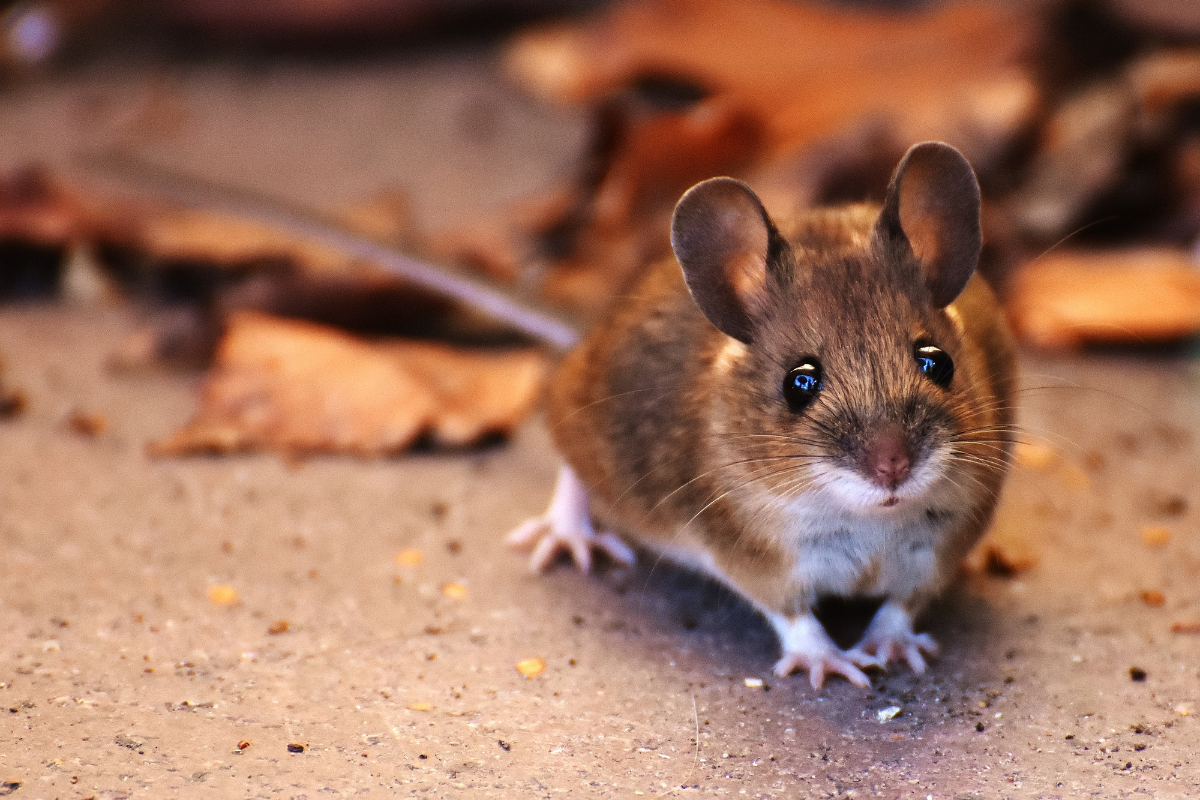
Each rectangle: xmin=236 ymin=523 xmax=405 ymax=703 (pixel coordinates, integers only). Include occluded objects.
xmin=148 ymin=313 xmax=548 ymax=458
xmin=1007 ymin=249 xmax=1200 ymax=349
xmin=0 ymin=357 xmax=27 ymax=419
xmin=979 ymin=545 xmax=1037 ymax=578
xmin=965 ymin=510 xmax=1038 ymax=576
xmin=505 ymin=0 xmax=1036 ymax=163
xmin=0 ymin=166 xmax=87 ymax=247
xmin=94 ymin=202 xmax=351 ymax=274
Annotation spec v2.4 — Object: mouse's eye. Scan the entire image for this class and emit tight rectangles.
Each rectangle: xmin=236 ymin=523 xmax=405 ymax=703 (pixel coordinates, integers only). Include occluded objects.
xmin=783 ymin=360 xmax=822 ymax=412
xmin=915 ymin=344 xmax=954 ymax=388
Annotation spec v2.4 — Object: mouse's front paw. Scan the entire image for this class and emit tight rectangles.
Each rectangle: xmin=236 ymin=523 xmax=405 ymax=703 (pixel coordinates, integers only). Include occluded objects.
xmin=847 ymin=601 xmax=939 ymax=674
xmin=767 ymin=612 xmax=872 ymax=689
xmin=506 ymin=465 xmax=635 ymax=574
xmin=774 ymin=649 xmax=872 ymax=689
xmin=507 ymin=516 xmax=634 ymax=574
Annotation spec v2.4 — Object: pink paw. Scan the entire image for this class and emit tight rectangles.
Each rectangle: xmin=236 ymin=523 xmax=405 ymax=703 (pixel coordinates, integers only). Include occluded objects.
xmin=774 ymin=649 xmax=872 ymax=689
xmin=507 ymin=517 xmax=634 ymax=574
xmin=847 ymin=601 xmax=939 ymax=674
xmin=507 ymin=465 xmax=635 ymax=574
xmin=848 ymin=631 xmax=939 ymax=674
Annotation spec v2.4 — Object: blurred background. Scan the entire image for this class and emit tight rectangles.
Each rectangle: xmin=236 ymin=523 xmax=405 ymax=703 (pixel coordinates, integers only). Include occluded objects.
xmin=3 ymin=3 xmax=1200 ymax=794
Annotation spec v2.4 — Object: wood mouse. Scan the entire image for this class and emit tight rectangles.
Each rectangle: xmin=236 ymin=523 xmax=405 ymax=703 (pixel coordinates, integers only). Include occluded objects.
xmin=509 ymin=141 xmax=1016 ymax=688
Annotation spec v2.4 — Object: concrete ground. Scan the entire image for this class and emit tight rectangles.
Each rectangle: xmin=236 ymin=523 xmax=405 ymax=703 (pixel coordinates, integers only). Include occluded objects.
xmin=1 ymin=40 xmax=1199 ymax=799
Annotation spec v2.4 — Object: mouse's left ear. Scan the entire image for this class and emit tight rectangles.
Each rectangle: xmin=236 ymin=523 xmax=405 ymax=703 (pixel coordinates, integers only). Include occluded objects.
xmin=875 ymin=141 xmax=981 ymax=308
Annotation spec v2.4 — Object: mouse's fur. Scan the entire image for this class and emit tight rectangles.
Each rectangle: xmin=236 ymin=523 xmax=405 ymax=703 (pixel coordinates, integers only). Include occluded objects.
xmin=519 ymin=142 xmax=1015 ymax=687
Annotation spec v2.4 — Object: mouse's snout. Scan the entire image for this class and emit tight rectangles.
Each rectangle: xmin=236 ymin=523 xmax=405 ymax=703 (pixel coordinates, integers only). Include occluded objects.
xmin=860 ymin=423 xmax=914 ymax=491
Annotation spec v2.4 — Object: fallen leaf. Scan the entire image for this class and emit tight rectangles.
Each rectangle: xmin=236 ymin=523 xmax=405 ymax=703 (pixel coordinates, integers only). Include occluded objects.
xmin=0 ymin=358 xmax=26 ymax=419
xmin=505 ymin=0 xmax=1036 ymax=163
xmin=980 ymin=545 xmax=1037 ymax=578
xmin=515 ymin=657 xmax=545 ymax=678
xmin=207 ymin=585 xmax=239 ymax=606
xmin=1008 ymin=249 xmax=1200 ymax=349
xmin=148 ymin=313 xmax=548 ymax=458
xmin=0 ymin=166 xmax=87 ymax=247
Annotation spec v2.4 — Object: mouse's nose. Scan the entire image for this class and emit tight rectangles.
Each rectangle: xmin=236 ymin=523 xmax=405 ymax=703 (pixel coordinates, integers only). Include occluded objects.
xmin=863 ymin=425 xmax=913 ymax=490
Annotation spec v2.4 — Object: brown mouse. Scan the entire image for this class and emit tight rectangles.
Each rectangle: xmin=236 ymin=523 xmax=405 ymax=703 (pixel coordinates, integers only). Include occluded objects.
xmin=509 ymin=141 xmax=1016 ymax=688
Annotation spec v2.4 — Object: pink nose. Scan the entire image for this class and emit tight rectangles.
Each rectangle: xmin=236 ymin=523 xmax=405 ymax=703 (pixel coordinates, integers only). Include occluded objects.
xmin=864 ymin=427 xmax=912 ymax=490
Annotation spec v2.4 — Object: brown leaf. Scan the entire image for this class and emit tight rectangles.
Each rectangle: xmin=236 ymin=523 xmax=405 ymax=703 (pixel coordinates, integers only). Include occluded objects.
xmin=0 ymin=166 xmax=88 ymax=246
xmin=93 ymin=202 xmax=352 ymax=274
xmin=149 ymin=313 xmax=548 ymax=458
xmin=1007 ymin=248 xmax=1200 ymax=349
xmin=505 ymin=0 xmax=1037 ymax=163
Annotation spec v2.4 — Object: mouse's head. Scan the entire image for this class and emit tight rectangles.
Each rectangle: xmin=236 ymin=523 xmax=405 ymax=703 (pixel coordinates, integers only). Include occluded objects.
xmin=670 ymin=141 xmax=992 ymax=516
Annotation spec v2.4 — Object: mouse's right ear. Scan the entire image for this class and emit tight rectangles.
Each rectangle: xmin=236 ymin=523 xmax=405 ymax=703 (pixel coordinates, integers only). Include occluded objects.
xmin=671 ymin=177 xmax=775 ymax=344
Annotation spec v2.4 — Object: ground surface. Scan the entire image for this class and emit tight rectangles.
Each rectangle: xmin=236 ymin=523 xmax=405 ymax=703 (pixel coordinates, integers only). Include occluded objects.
xmin=2 ymin=41 xmax=1200 ymax=799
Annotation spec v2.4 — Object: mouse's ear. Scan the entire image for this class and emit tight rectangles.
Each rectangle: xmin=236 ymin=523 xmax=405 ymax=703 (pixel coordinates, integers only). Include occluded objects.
xmin=671 ymin=177 xmax=775 ymax=343
xmin=875 ymin=141 xmax=981 ymax=308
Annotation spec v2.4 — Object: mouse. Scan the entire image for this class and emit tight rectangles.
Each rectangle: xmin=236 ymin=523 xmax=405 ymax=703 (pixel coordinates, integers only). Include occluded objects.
xmin=508 ymin=141 xmax=1016 ymax=689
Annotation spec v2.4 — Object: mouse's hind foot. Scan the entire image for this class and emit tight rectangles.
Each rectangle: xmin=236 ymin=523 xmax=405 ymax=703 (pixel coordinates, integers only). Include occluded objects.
xmin=507 ymin=464 xmax=635 ymax=574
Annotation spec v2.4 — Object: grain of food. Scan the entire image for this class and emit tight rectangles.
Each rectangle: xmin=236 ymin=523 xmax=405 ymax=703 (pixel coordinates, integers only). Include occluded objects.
xmin=395 ymin=548 xmax=424 ymax=567
xmin=515 ymin=657 xmax=545 ymax=678
xmin=441 ymin=582 xmax=468 ymax=600
xmin=406 ymin=701 xmax=432 ymax=711
xmin=1170 ymin=621 xmax=1200 ymax=634
xmin=1141 ymin=526 xmax=1171 ymax=547
xmin=66 ymin=411 xmax=107 ymax=437
xmin=268 ymin=620 xmax=290 ymax=635
xmin=207 ymin=584 xmax=239 ymax=606
xmin=1014 ymin=442 xmax=1058 ymax=471
xmin=1140 ymin=590 xmax=1166 ymax=607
